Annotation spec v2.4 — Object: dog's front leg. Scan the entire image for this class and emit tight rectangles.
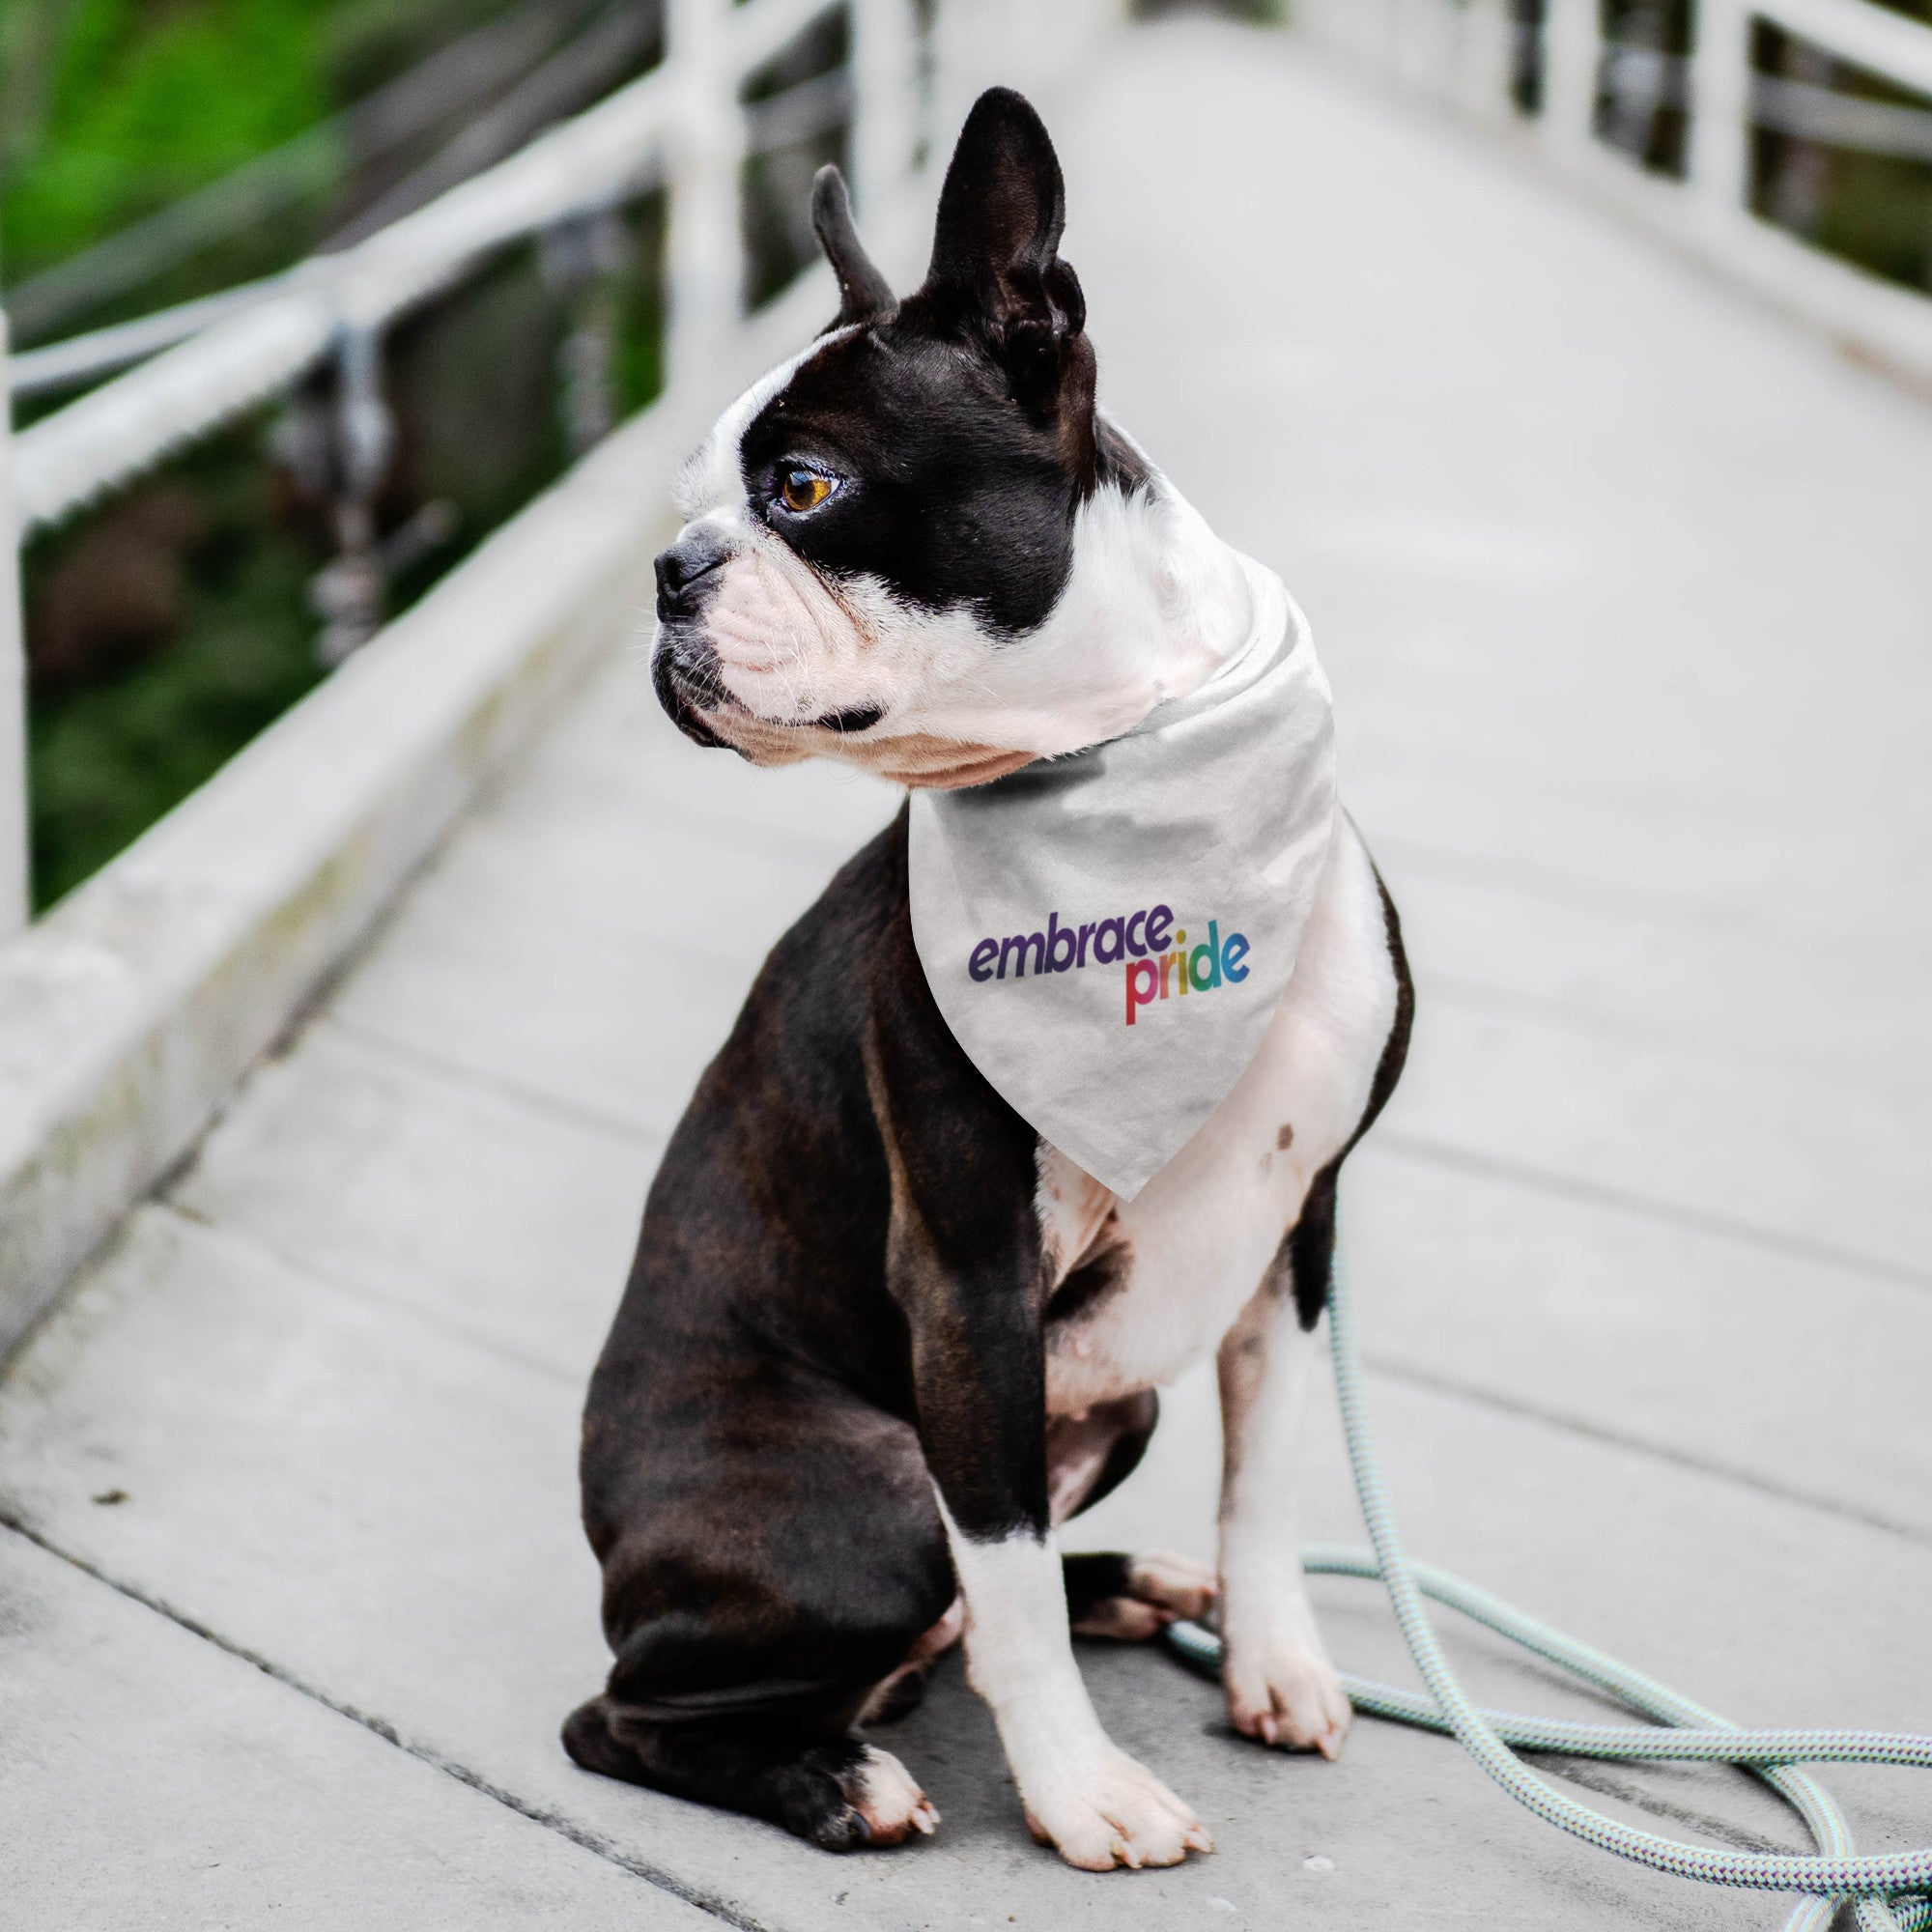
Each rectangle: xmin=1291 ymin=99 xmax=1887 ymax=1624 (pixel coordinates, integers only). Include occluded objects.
xmin=916 ymin=1317 xmax=1211 ymax=1871
xmin=938 ymin=1499 xmax=1211 ymax=1869
xmin=1215 ymin=1220 xmax=1352 ymax=1759
xmin=874 ymin=1083 xmax=1209 ymax=1866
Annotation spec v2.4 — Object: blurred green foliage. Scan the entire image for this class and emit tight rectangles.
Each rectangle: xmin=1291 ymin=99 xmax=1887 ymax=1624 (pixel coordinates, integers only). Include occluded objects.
xmin=0 ymin=0 xmax=521 ymax=288
xmin=8 ymin=0 xmax=668 ymax=911
xmin=3 ymin=0 xmax=326 ymax=280
xmin=21 ymin=197 xmax=666 ymax=909
xmin=22 ymin=418 xmax=329 ymax=905
xmin=1589 ymin=0 xmax=1932 ymax=293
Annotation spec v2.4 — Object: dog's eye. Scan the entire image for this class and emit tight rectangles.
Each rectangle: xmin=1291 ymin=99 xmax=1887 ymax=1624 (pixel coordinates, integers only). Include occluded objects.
xmin=778 ymin=469 xmax=836 ymax=514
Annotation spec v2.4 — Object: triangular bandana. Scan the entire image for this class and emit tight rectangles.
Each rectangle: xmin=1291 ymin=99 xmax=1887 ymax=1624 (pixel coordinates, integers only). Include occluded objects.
xmin=908 ymin=554 xmax=1337 ymax=1200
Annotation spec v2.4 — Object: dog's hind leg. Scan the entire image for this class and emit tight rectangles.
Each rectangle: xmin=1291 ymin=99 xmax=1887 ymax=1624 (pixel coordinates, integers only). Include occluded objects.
xmin=562 ymin=1697 xmax=937 ymax=1849
xmin=572 ymin=1366 xmax=957 ymax=1850
xmin=1215 ymin=1214 xmax=1351 ymax=1759
xmin=857 ymin=1596 xmax=965 ymax=1726
xmin=1063 ymin=1550 xmax=1216 ymax=1640
xmin=1046 ymin=1388 xmax=1158 ymax=1524
xmin=1045 ymin=1389 xmax=1216 ymax=1640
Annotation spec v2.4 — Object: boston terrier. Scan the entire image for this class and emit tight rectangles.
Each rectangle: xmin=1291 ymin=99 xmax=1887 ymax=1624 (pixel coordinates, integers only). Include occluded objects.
xmin=564 ymin=87 xmax=1412 ymax=1870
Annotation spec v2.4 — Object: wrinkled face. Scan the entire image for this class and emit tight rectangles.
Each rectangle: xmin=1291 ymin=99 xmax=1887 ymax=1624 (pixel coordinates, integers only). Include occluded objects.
xmin=650 ymin=88 xmax=1199 ymax=789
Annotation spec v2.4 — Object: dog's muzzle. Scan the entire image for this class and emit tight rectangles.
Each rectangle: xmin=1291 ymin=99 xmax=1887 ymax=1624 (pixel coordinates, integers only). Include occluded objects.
xmin=651 ymin=531 xmax=735 ymax=749
xmin=648 ymin=528 xmax=886 ymax=747
xmin=651 ymin=630 xmax=729 ymax=750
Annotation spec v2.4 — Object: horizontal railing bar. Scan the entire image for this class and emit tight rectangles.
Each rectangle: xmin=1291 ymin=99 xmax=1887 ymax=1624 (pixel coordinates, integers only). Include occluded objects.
xmin=3 ymin=132 xmax=340 ymax=351
xmin=10 ymin=0 xmax=854 ymax=536
xmin=0 ymin=0 xmax=597 ymax=345
xmin=322 ymin=0 xmax=662 ymax=251
xmin=730 ymin=0 xmax=847 ymax=80
xmin=11 ymin=62 xmax=676 ymax=533
xmin=327 ymin=71 xmax=673 ymax=329
xmin=12 ymin=298 xmax=339 ymax=534
xmin=1598 ymin=45 xmax=1932 ymax=161
xmin=1752 ymin=0 xmax=1932 ymax=98
xmin=745 ymin=65 xmax=856 ymax=153
xmin=1753 ymin=67 xmax=1932 ymax=157
xmin=8 ymin=278 xmax=298 ymax=402
xmin=9 ymin=26 xmax=857 ymax=408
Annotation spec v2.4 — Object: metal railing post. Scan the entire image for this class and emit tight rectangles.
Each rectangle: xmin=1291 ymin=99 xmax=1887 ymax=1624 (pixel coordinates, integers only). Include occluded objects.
xmin=543 ymin=205 xmax=628 ymax=455
xmin=665 ymin=0 xmax=740 ymax=391
xmin=851 ymin=0 xmax=918 ymax=219
xmin=1448 ymin=0 xmax=1520 ymax=119
xmin=1689 ymin=0 xmax=1754 ymax=217
xmin=310 ymin=324 xmax=398 ymax=668
xmin=1541 ymin=0 xmax=1603 ymax=155
xmin=0 ymin=314 xmax=29 ymax=934
xmin=1394 ymin=0 xmax=1455 ymax=98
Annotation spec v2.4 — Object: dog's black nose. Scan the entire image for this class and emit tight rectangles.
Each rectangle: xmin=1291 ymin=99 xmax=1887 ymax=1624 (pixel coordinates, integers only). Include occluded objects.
xmin=655 ymin=531 xmax=731 ymax=620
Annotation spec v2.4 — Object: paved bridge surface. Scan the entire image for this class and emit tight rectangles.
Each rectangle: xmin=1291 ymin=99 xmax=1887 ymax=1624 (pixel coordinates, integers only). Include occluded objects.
xmin=4 ymin=14 xmax=1930 ymax=1928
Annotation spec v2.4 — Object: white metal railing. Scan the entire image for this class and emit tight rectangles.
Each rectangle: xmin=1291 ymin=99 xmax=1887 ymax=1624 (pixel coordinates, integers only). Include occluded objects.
xmin=1293 ymin=0 xmax=1932 ymax=376
xmin=41 ymin=0 xmax=1919 ymax=953
xmin=8 ymin=0 xmax=861 ymax=537
xmin=0 ymin=0 xmax=1127 ymax=1346
xmin=0 ymin=0 xmax=980 ymax=939
xmin=0 ymin=323 xmax=24 ymax=932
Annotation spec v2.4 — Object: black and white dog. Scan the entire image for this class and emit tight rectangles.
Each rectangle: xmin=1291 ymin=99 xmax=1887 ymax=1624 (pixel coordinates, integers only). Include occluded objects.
xmin=565 ymin=88 xmax=1412 ymax=1871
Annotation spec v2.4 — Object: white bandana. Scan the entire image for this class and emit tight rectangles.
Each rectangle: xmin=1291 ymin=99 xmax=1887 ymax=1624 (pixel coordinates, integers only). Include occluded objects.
xmin=907 ymin=554 xmax=1336 ymax=1199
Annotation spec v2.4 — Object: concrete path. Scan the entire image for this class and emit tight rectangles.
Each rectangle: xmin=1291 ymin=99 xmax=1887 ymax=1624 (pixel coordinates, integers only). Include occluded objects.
xmin=5 ymin=15 xmax=1930 ymax=1927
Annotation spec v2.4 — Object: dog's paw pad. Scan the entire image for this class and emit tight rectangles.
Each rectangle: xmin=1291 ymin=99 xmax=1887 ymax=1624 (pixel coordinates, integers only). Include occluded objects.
xmin=1022 ymin=1747 xmax=1211 ymax=1871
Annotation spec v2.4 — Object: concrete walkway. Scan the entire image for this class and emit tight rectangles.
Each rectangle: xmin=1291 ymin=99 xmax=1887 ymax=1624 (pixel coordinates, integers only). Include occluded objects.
xmin=5 ymin=16 xmax=1930 ymax=1928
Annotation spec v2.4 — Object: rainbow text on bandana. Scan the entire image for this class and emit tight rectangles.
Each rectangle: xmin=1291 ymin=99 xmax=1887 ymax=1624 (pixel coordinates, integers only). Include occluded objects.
xmin=965 ymin=904 xmax=1250 ymax=1026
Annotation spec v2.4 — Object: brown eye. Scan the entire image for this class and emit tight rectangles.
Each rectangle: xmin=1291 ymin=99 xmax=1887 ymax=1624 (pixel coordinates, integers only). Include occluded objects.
xmin=779 ymin=469 xmax=834 ymax=513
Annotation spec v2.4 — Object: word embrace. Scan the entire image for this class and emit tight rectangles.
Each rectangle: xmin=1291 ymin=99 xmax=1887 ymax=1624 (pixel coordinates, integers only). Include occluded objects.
xmin=966 ymin=903 xmax=1252 ymax=1025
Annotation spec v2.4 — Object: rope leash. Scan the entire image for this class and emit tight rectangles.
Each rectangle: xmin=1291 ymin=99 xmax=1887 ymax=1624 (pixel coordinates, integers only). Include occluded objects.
xmin=1162 ymin=1221 xmax=1932 ymax=1932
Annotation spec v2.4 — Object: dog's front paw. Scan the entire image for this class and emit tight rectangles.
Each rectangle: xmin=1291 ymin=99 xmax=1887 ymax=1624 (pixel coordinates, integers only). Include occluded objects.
xmin=1020 ymin=1747 xmax=1213 ymax=1871
xmin=802 ymin=1744 xmax=940 ymax=1851
xmin=1223 ymin=1637 xmax=1351 ymax=1759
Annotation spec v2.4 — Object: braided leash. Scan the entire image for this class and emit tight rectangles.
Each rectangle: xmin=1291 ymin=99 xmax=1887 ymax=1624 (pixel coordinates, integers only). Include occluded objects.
xmin=1163 ymin=1218 xmax=1932 ymax=1931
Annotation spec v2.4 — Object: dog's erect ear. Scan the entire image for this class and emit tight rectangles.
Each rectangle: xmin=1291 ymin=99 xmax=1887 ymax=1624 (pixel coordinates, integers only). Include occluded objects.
xmin=922 ymin=88 xmax=1087 ymax=407
xmin=811 ymin=165 xmax=895 ymax=327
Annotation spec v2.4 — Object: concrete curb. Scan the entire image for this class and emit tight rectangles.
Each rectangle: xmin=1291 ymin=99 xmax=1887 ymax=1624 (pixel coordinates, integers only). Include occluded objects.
xmin=0 ymin=269 xmax=835 ymax=1358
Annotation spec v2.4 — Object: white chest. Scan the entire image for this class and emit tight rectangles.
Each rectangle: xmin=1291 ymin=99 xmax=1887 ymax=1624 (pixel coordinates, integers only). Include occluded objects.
xmin=1037 ymin=814 xmax=1399 ymax=1415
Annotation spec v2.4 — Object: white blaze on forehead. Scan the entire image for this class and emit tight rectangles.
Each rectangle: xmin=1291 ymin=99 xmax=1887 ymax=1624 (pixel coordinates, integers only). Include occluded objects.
xmin=671 ymin=327 xmax=861 ymax=520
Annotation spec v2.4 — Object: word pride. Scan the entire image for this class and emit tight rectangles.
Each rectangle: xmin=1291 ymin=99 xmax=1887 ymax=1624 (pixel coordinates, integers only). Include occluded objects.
xmin=966 ymin=904 xmax=1251 ymax=1025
